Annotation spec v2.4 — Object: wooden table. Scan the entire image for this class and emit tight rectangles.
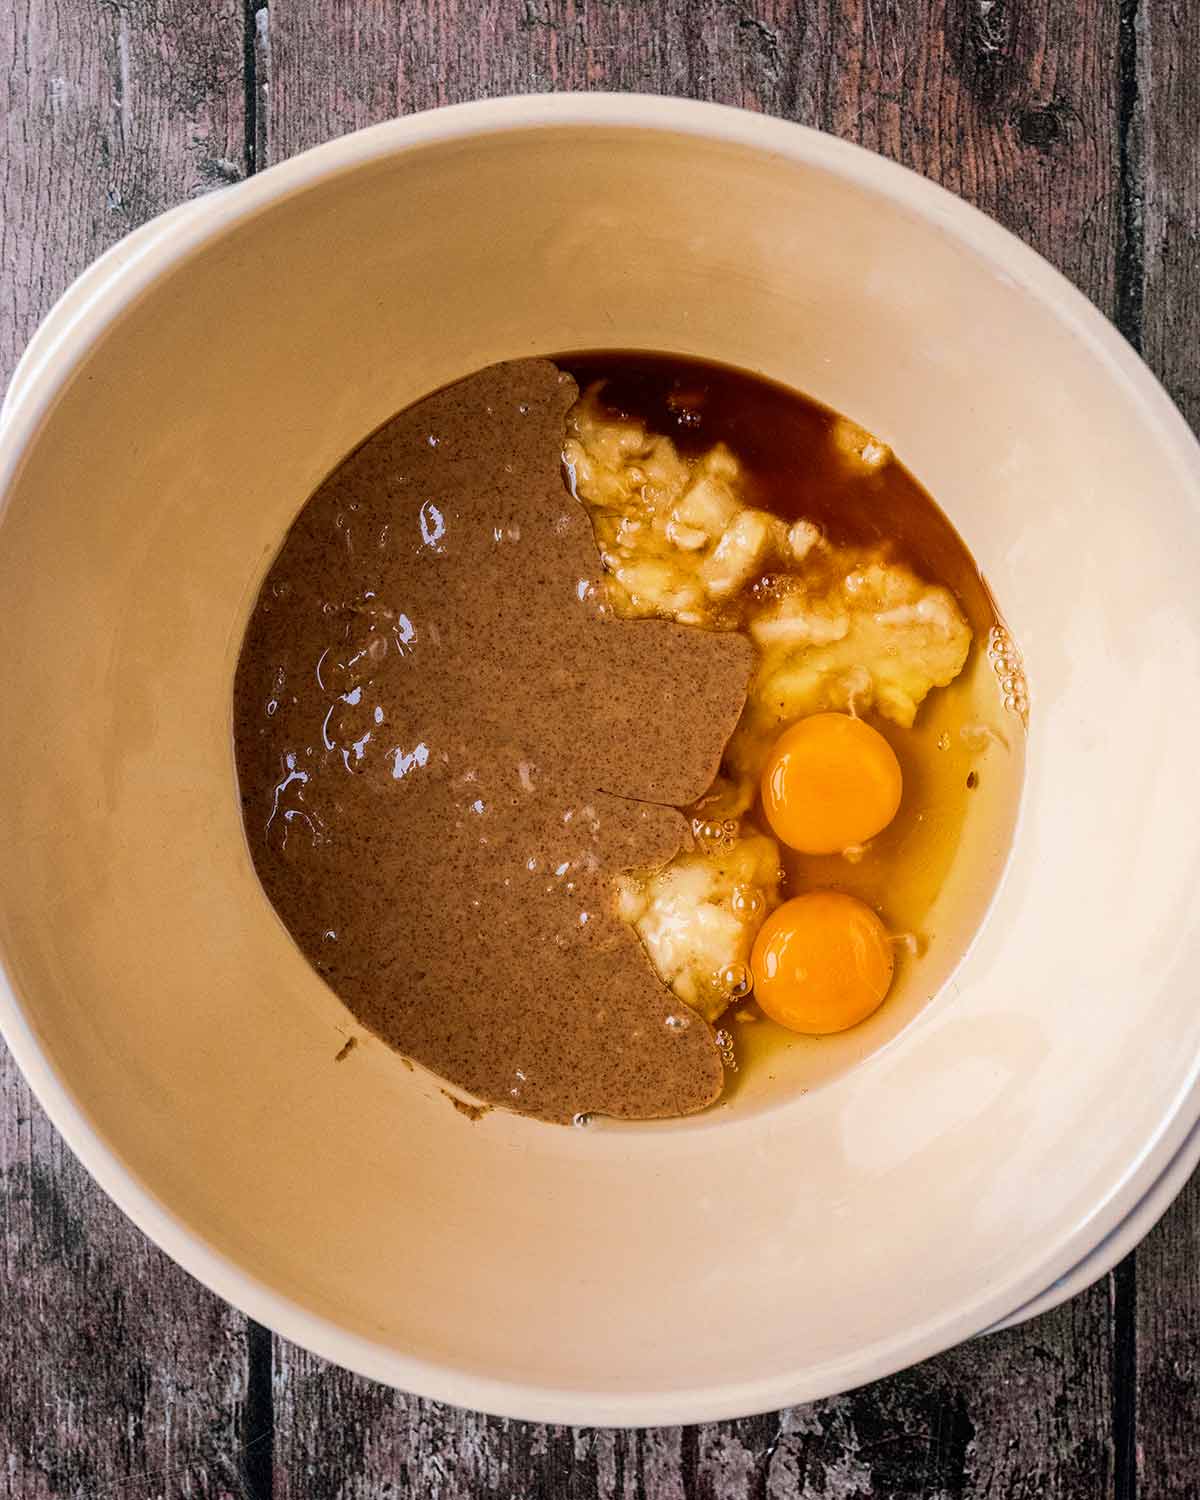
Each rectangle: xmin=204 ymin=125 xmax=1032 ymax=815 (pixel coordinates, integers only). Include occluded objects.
xmin=2 ymin=3 xmax=1197 ymax=1495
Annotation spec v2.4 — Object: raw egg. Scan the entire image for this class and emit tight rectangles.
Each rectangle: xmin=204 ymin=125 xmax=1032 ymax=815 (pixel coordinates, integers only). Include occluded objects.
xmin=761 ymin=712 xmax=902 ymax=855
xmin=750 ymin=890 xmax=894 ymax=1034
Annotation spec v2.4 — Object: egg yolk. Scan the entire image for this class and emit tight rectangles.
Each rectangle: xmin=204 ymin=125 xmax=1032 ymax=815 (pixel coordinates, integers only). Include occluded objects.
xmin=750 ymin=890 xmax=894 ymax=1034
xmin=760 ymin=712 xmax=903 ymax=855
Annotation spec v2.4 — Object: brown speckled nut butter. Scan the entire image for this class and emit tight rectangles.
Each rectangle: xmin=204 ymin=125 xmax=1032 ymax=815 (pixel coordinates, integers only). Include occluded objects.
xmin=234 ymin=359 xmax=753 ymax=1122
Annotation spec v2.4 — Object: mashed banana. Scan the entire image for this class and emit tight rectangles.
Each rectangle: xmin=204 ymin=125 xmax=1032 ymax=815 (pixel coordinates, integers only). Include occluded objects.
xmin=565 ymin=387 xmax=803 ymax=624
xmin=567 ymin=384 xmax=972 ymax=1020
xmin=729 ymin=556 xmax=971 ymax=786
xmin=616 ymin=834 xmax=782 ymax=1023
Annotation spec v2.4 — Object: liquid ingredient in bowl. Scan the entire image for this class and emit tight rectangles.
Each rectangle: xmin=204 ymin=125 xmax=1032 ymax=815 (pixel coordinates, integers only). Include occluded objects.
xmin=563 ymin=366 xmax=979 ymax=1031
xmin=236 ymin=352 xmax=1024 ymax=1119
xmin=561 ymin=355 xmax=1026 ymax=1062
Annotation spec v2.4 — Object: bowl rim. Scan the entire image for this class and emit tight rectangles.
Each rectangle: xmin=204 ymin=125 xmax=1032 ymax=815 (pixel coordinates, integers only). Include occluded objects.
xmin=3 ymin=91 xmax=1200 ymax=1425
xmin=990 ymin=1101 xmax=1200 ymax=1333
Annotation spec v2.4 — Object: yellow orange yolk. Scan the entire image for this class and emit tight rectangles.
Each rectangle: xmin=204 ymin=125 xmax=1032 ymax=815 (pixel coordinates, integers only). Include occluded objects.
xmin=750 ymin=891 xmax=894 ymax=1034
xmin=760 ymin=712 xmax=903 ymax=855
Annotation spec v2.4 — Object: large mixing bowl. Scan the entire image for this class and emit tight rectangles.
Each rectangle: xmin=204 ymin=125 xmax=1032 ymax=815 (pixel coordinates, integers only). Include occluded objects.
xmin=3 ymin=95 xmax=1200 ymax=1425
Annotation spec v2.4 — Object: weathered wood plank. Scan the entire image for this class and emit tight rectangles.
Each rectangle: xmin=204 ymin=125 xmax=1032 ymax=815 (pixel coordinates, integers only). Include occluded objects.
xmin=0 ymin=0 xmax=246 ymax=390
xmin=1135 ymin=0 xmax=1200 ymax=432
xmin=0 ymin=1052 xmax=257 ymax=1500
xmin=276 ymin=1288 xmax=1113 ymax=1499
xmin=819 ymin=0 xmax=1121 ymax=312
xmin=0 ymin=1 xmax=256 ymax=1495
xmin=761 ymin=1295 xmax=1114 ymax=1499
xmin=265 ymin=2 xmax=1124 ymax=1492
xmin=265 ymin=0 xmax=1120 ymax=308
xmin=266 ymin=0 xmax=802 ymax=162
xmin=1130 ymin=0 xmax=1200 ymax=1493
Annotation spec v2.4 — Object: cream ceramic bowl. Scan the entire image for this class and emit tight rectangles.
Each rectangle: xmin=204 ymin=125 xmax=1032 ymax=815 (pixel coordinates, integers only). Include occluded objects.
xmin=3 ymin=96 xmax=1200 ymax=1426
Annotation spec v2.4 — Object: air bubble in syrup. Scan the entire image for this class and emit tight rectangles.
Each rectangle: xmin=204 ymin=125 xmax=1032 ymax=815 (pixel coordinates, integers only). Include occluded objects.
xmin=721 ymin=964 xmax=751 ymax=998
xmin=987 ymin=626 xmax=1028 ymax=723
xmin=731 ymin=886 xmax=763 ymax=918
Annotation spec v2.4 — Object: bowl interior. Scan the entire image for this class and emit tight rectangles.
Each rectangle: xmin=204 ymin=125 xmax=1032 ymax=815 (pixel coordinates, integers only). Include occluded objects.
xmin=3 ymin=106 xmax=1200 ymax=1421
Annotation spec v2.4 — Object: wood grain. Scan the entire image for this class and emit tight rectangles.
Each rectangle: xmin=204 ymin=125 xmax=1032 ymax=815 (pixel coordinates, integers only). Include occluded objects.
xmin=0 ymin=1 xmax=257 ymax=1496
xmin=274 ymin=1289 xmax=1114 ymax=1499
xmin=261 ymin=2 xmax=1124 ymax=1492
xmin=820 ymin=0 xmax=1121 ymax=310
xmin=1135 ymin=0 xmax=1200 ymax=430
xmin=0 ymin=1053 xmax=258 ymax=1499
xmin=0 ymin=0 xmax=246 ymax=390
xmin=1130 ymin=1 xmax=1200 ymax=1494
xmin=264 ymin=0 xmax=1121 ymax=302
